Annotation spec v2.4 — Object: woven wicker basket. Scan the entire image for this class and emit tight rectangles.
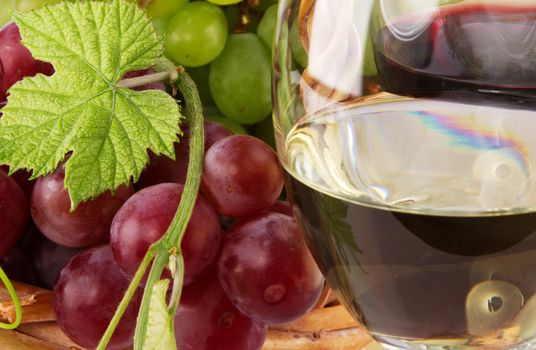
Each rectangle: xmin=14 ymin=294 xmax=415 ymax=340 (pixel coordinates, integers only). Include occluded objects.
xmin=263 ymin=285 xmax=372 ymax=349
xmin=0 ymin=282 xmax=373 ymax=350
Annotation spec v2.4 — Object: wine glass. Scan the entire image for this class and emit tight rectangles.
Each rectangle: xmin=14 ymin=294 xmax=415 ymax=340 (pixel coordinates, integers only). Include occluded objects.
xmin=272 ymin=0 xmax=536 ymax=349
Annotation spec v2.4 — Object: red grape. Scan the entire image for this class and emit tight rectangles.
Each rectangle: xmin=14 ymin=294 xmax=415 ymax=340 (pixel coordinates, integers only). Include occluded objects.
xmin=0 ymin=165 xmax=34 ymax=198
xmin=54 ymin=246 xmax=141 ymax=350
xmin=0 ymin=169 xmax=29 ymax=258
xmin=31 ymin=167 xmax=134 ymax=247
xmin=174 ymin=269 xmax=267 ymax=350
xmin=111 ymin=183 xmax=222 ymax=286
xmin=0 ymin=22 xmax=54 ymax=103
xmin=1 ymin=247 xmax=39 ymax=285
xmin=28 ymin=228 xmax=83 ymax=289
xmin=268 ymin=200 xmax=293 ymax=217
xmin=137 ymin=143 xmax=189 ymax=189
xmin=202 ymin=120 xmax=235 ymax=147
xmin=138 ymin=121 xmax=232 ymax=188
xmin=218 ymin=212 xmax=324 ymax=325
xmin=201 ymin=135 xmax=284 ymax=217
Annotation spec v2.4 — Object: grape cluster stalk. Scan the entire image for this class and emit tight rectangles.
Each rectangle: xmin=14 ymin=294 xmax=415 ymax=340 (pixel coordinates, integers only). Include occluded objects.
xmin=96 ymin=63 xmax=206 ymax=350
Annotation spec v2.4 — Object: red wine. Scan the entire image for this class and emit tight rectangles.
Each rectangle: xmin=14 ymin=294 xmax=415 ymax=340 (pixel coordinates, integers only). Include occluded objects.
xmin=278 ymin=2 xmax=536 ymax=348
xmin=288 ymin=175 xmax=536 ymax=346
xmin=375 ymin=4 xmax=536 ymax=97
xmin=282 ymin=99 xmax=536 ymax=347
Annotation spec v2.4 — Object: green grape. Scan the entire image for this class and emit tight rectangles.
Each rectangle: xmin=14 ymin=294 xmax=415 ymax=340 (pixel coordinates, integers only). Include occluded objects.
xmin=207 ymin=0 xmax=242 ymax=4
xmin=257 ymin=4 xmax=277 ymax=49
xmin=254 ymin=116 xmax=276 ymax=149
xmin=146 ymin=0 xmax=188 ymax=20
xmin=165 ymin=2 xmax=228 ymax=67
xmin=290 ymin=19 xmax=308 ymax=67
xmin=0 ymin=0 xmax=61 ymax=27
xmin=209 ymin=33 xmax=272 ymax=125
xmin=205 ymin=115 xmax=248 ymax=135
xmin=187 ymin=65 xmax=215 ymax=106
xmin=14 ymin=0 xmax=60 ymax=12
xmin=151 ymin=18 xmax=168 ymax=37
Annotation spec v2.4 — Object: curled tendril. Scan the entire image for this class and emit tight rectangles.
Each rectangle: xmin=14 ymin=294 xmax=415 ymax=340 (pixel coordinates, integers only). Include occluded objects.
xmin=0 ymin=267 xmax=22 ymax=330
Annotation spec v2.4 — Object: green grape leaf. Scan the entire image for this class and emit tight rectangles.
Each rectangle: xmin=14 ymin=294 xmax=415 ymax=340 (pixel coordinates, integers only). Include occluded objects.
xmin=0 ymin=0 xmax=182 ymax=208
xmin=312 ymin=192 xmax=364 ymax=273
xmin=142 ymin=279 xmax=177 ymax=350
xmin=314 ymin=192 xmax=360 ymax=253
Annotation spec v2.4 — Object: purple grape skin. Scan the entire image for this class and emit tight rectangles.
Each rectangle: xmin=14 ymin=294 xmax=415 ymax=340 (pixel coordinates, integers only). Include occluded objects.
xmin=268 ymin=200 xmax=293 ymax=217
xmin=137 ymin=121 xmax=232 ymax=189
xmin=174 ymin=269 xmax=268 ymax=350
xmin=0 ymin=165 xmax=34 ymax=198
xmin=1 ymin=247 xmax=39 ymax=285
xmin=0 ymin=22 xmax=54 ymax=103
xmin=53 ymin=245 xmax=141 ymax=350
xmin=31 ymin=167 xmax=134 ymax=248
xmin=218 ymin=212 xmax=324 ymax=325
xmin=110 ymin=183 xmax=222 ymax=286
xmin=201 ymin=135 xmax=284 ymax=218
xmin=28 ymin=228 xmax=84 ymax=289
xmin=0 ymin=169 xmax=29 ymax=259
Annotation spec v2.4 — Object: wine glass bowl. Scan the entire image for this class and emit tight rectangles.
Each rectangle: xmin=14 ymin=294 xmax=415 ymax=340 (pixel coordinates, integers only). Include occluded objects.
xmin=273 ymin=1 xmax=536 ymax=349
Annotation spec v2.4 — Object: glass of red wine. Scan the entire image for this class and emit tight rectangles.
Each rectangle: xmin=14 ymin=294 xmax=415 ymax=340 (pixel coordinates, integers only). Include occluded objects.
xmin=273 ymin=0 xmax=536 ymax=349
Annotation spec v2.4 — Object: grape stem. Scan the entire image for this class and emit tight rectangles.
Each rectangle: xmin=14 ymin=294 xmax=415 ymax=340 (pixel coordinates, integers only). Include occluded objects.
xmin=0 ymin=267 xmax=21 ymax=330
xmin=96 ymin=61 xmax=205 ymax=350
xmin=168 ymin=255 xmax=184 ymax=312
xmin=133 ymin=67 xmax=204 ymax=350
xmin=116 ymin=68 xmax=183 ymax=89
xmin=95 ymin=245 xmax=158 ymax=348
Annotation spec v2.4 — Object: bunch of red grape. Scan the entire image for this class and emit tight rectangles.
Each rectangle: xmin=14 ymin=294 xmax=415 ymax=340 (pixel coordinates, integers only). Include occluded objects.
xmin=50 ymin=129 xmax=324 ymax=350
xmin=0 ymin=14 xmax=324 ymax=350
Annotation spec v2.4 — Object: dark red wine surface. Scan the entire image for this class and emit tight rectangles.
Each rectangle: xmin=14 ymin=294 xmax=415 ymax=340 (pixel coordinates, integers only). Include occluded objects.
xmin=375 ymin=4 xmax=536 ymax=96
xmin=287 ymin=174 xmax=536 ymax=341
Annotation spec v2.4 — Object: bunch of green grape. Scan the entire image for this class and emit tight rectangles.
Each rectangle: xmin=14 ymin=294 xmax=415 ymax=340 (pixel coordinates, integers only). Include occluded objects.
xmin=1 ymin=0 xmax=309 ymax=146
xmin=149 ymin=0 xmax=302 ymax=146
xmin=0 ymin=0 xmax=61 ymax=27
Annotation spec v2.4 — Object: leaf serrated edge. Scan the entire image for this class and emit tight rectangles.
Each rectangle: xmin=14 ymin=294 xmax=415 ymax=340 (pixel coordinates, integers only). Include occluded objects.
xmin=2 ymin=0 xmax=182 ymax=209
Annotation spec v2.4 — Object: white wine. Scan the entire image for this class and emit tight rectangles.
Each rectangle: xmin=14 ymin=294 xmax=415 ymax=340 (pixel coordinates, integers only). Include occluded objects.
xmin=283 ymin=95 xmax=536 ymax=349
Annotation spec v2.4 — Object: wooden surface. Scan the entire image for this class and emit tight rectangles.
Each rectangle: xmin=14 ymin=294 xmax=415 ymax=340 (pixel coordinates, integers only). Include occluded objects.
xmin=262 ymin=303 xmax=372 ymax=350
xmin=0 ymin=282 xmax=372 ymax=350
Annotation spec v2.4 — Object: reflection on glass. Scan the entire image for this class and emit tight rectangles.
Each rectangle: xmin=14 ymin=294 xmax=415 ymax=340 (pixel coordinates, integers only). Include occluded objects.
xmin=274 ymin=0 xmax=536 ymax=349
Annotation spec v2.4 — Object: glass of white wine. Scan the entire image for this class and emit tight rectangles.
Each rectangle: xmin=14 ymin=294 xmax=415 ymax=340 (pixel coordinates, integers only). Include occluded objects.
xmin=272 ymin=0 xmax=536 ymax=349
